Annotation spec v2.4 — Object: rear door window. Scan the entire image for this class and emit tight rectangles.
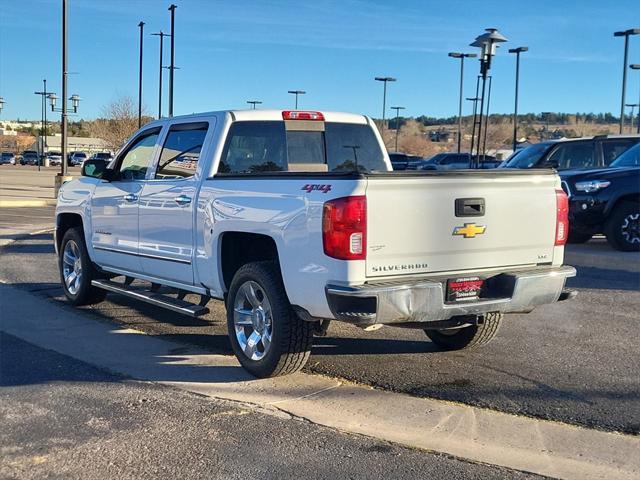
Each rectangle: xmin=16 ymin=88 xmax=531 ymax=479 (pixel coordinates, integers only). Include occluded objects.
xmin=602 ymin=139 xmax=637 ymax=166
xmin=324 ymin=123 xmax=385 ymax=172
xmin=547 ymin=142 xmax=596 ymax=169
xmin=155 ymin=122 xmax=208 ymax=179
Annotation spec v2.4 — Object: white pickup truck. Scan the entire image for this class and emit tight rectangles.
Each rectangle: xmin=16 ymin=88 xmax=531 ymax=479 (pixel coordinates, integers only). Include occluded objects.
xmin=55 ymin=109 xmax=576 ymax=377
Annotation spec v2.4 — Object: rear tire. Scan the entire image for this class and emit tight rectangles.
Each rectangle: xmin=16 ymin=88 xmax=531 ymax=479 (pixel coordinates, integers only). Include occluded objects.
xmin=424 ymin=312 xmax=502 ymax=350
xmin=58 ymin=227 xmax=107 ymax=306
xmin=226 ymin=261 xmax=314 ymax=378
xmin=604 ymin=202 xmax=640 ymax=252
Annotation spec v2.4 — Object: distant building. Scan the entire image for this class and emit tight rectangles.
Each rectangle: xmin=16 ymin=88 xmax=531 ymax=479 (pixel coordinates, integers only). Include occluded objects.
xmin=0 ymin=128 xmax=17 ymax=136
xmin=31 ymin=134 xmax=110 ymax=155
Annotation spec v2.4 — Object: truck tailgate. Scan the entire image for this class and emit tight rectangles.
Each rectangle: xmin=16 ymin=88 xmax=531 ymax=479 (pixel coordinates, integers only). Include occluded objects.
xmin=365 ymin=172 xmax=559 ymax=277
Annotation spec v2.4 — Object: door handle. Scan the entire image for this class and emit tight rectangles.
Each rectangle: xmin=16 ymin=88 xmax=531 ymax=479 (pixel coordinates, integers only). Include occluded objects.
xmin=124 ymin=193 xmax=138 ymax=203
xmin=174 ymin=195 xmax=192 ymax=206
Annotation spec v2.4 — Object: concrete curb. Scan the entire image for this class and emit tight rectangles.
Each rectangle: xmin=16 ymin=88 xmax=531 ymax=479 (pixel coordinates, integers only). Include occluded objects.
xmin=1 ymin=284 xmax=638 ymax=480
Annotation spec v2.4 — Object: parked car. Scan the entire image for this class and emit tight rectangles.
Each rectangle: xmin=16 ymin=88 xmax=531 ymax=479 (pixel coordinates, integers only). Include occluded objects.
xmin=20 ymin=151 xmax=40 ymax=165
xmin=561 ymin=142 xmax=640 ymax=251
xmin=55 ymin=109 xmax=575 ymax=378
xmin=0 ymin=152 xmax=16 ymax=165
xmin=69 ymin=151 xmax=88 ymax=166
xmin=47 ymin=151 xmax=63 ymax=166
xmin=502 ymin=135 xmax=640 ymax=170
xmin=422 ymin=152 xmax=499 ymax=170
xmin=90 ymin=152 xmax=114 ymax=163
xmin=388 ymin=152 xmax=426 ymax=170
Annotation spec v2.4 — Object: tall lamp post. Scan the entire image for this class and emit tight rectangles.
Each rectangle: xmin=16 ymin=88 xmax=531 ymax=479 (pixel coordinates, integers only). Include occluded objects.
xmin=34 ymin=79 xmax=51 ymax=170
xmin=614 ymin=29 xmax=640 ymax=134
xmin=168 ymin=4 xmax=177 ymax=117
xmin=374 ymin=76 xmax=396 ymax=130
xmin=137 ymin=21 xmax=145 ymax=128
xmin=631 ymin=64 xmax=640 ymax=133
xmin=626 ymin=103 xmax=639 ymax=133
xmin=508 ymin=46 xmax=528 ymax=152
xmin=151 ymin=31 xmax=170 ymax=118
xmin=390 ymin=106 xmax=405 ymax=152
xmin=448 ymin=53 xmax=476 ymax=153
xmin=469 ymin=28 xmax=508 ymax=168
xmin=287 ymin=90 xmax=305 ymax=109
xmin=247 ymin=100 xmax=262 ymax=109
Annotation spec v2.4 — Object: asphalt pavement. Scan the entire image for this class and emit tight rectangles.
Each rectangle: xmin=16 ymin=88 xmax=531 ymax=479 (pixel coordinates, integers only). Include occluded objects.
xmin=2 ymin=332 xmax=537 ymax=480
xmin=1 ymin=227 xmax=638 ymax=435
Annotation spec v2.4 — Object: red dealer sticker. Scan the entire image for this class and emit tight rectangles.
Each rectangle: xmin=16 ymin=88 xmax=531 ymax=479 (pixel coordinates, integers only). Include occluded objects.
xmin=446 ymin=276 xmax=484 ymax=302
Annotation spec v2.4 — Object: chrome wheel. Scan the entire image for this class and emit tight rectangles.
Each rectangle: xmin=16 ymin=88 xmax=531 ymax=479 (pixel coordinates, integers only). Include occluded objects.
xmin=62 ymin=240 xmax=83 ymax=295
xmin=621 ymin=213 xmax=640 ymax=245
xmin=233 ymin=280 xmax=273 ymax=361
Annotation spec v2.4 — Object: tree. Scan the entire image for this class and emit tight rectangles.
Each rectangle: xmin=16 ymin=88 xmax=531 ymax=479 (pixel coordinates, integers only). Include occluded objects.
xmin=89 ymin=95 xmax=152 ymax=150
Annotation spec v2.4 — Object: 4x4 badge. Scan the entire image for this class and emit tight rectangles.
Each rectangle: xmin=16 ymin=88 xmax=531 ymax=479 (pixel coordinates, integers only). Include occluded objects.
xmin=301 ymin=184 xmax=332 ymax=193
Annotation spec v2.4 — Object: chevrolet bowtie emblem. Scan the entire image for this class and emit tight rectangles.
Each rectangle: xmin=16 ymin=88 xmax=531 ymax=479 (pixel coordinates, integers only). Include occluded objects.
xmin=453 ymin=223 xmax=486 ymax=238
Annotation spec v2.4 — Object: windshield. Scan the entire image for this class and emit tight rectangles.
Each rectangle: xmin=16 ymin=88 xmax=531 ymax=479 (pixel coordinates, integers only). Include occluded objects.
xmin=610 ymin=143 xmax=640 ymax=167
xmin=504 ymin=143 xmax=549 ymax=168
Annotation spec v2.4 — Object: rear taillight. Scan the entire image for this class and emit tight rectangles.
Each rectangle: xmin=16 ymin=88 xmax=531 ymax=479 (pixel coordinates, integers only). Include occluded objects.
xmin=555 ymin=189 xmax=569 ymax=246
xmin=323 ymin=196 xmax=366 ymax=260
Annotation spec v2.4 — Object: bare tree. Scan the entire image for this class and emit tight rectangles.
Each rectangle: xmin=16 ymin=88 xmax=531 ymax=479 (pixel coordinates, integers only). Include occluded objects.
xmin=89 ymin=95 xmax=151 ymax=150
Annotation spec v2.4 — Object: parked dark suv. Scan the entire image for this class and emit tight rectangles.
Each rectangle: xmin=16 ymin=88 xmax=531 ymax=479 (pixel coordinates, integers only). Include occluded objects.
xmin=388 ymin=152 xmax=426 ymax=171
xmin=503 ymin=135 xmax=640 ymax=170
xmin=560 ymin=142 xmax=640 ymax=251
xmin=422 ymin=152 xmax=499 ymax=170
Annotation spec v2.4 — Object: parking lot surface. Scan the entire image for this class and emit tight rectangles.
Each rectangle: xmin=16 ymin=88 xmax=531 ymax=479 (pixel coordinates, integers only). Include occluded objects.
xmin=1 ymin=222 xmax=638 ymax=434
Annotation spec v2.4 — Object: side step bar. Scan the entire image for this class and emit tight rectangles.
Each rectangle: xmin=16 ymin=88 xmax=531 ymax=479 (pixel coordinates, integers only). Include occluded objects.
xmin=91 ymin=279 xmax=210 ymax=317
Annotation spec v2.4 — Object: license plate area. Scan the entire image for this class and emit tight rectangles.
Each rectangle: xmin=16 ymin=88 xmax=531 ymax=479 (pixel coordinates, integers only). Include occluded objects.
xmin=446 ymin=276 xmax=484 ymax=302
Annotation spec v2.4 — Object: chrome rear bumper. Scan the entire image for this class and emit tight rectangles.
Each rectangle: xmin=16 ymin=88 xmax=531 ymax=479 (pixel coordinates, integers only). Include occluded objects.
xmin=326 ymin=266 xmax=576 ymax=326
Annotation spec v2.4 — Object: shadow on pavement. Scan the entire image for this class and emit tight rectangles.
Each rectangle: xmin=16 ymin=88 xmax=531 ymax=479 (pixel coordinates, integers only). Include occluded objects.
xmin=567 ymin=266 xmax=640 ymax=291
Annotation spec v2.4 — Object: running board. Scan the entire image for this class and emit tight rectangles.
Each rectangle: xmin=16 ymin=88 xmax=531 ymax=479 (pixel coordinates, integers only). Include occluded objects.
xmin=91 ymin=279 xmax=210 ymax=317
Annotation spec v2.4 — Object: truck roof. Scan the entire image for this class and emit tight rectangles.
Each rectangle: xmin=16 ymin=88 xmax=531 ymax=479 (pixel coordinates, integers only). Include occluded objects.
xmin=145 ymin=109 xmax=370 ymax=128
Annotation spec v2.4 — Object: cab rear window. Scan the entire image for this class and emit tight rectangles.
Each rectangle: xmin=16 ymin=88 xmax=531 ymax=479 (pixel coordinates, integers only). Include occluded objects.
xmin=217 ymin=121 xmax=385 ymax=174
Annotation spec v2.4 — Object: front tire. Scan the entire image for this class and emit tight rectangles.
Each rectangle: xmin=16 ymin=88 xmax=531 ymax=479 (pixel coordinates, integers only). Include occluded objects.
xmin=424 ymin=312 xmax=502 ymax=350
xmin=605 ymin=202 xmax=640 ymax=252
xmin=59 ymin=227 xmax=106 ymax=306
xmin=226 ymin=261 xmax=314 ymax=378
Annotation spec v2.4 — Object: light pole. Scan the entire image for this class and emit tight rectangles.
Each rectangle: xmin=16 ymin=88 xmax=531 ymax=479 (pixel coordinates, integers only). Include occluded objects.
xmin=48 ymin=93 xmax=81 ymax=175
xmin=626 ymin=103 xmax=639 ymax=133
xmin=448 ymin=53 xmax=476 ymax=153
xmin=247 ymin=100 xmax=262 ymax=109
xmin=469 ymin=28 xmax=508 ymax=167
xmin=287 ymin=90 xmax=305 ymax=109
xmin=34 ymin=79 xmax=51 ymax=170
xmin=614 ymin=29 xmax=640 ymax=133
xmin=508 ymin=46 xmax=528 ymax=152
xmin=151 ymin=31 xmax=170 ymax=118
xmin=390 ymin=106 xmax=405 ymax=152
xmin=137 ymin=21 xmax=145 ymax=127
xmin=466 ymin=97 xmax=479 ymax=151
xmin=168 ymin=4 xmax=177 ymax=117
xmin=374 ymin=77 xmax=396 ymax=130
xmin=631 ymin=64 xmax=640 ymax=133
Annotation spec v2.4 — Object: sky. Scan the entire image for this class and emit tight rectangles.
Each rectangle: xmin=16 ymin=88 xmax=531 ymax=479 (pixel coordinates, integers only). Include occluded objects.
xmin=1 ymin=0 xmax=639 ymax=121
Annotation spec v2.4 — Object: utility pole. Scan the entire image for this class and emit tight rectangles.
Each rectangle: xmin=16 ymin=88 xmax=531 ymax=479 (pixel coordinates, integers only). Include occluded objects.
xmin=138 ymin=21 xmax=145 ymax=128
xmin=614 ymin=29 xmax=640 ymax=134
xmin=61 ymin=0 xmax=68 ymax=177
xmin=168 ymin=4 xmax=177 ymax=117
xmin=509 ymin=47 xmax=528 ymax=152
xmin=151 ymin=31 xmax=169 ymax=118
xmin=287 ymin=90 xmax=305 ymax=109
xmin=390 ymin=106 xmax=405 ymax=152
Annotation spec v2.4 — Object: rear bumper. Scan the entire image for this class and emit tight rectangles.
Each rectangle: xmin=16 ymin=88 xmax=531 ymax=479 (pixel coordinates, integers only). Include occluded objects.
xmin=325 ymin=265 xmax=576 ymax=326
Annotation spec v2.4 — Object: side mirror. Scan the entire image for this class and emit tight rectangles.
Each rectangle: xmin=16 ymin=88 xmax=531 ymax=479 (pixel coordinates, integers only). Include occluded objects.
xmin=81 ymin=159 xmax=110 ymax=180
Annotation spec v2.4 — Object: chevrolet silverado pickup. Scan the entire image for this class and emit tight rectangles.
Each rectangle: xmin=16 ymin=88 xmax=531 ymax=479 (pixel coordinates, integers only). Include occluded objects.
xmin=55 ymin=109 xmax=576 ymax=378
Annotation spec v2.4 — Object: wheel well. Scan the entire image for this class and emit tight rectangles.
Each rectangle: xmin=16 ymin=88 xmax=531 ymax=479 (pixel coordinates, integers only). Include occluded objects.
xmin=607 ymin=194 xmax=640 ymax=216
xmin=56 ymin=213 xmax=83 ymax=251
xmin=220 ymin=232 xmax=279 ymax=291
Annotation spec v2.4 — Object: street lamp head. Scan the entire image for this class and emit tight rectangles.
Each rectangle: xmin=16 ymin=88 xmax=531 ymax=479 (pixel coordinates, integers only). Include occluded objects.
xmin=630 ymin=64 xmax=640 ymax=70
xmin=448 ymin=52 xmax=463 ymax=58
xmin=138 ymin=21 xmax=145 ymax=27
xmin=69 ymin=94 xmax=81 ymax=112
xmin=48 ymin=93 xmax=58 ymax=110
xmin=615 ymin=28 xmax=640 ymax=36
xmin=374 ymin=77 xmax=396 ymax=82
xmin=288 ymin=90 xmax=306 ymax=95
xmin=390 ymin=106 xmax=405 ymax=110
xmin=471 ymin=28 xmax=508 ymax=59
xmin=508 ymin=46 xmax=529 ymax=53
